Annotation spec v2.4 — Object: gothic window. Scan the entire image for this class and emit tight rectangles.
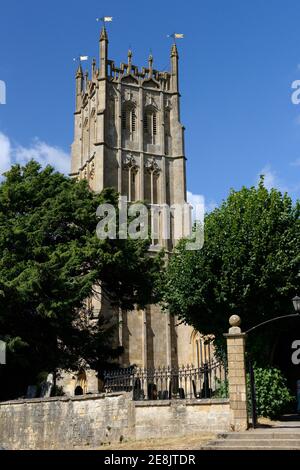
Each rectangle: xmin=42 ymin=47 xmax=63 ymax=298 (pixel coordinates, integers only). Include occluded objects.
xmin=145 ymin=158 xmax=161 ymax=205
xmin=122 ymin=103 xmax=136 ymax=140
xmin=144 ymin=106 xmax=157 ymax=144
xmin=123 ymin=155 xmax=138 ymax=202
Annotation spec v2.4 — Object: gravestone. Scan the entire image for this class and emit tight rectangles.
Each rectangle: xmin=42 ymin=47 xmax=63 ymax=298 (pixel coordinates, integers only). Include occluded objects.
xmin=40 ymin=373 xmax=54 ymax=398
xmin=26 ymin=385 xmax=37 ymax=399
xmin=0 ymin=340 xmax=6 ymax=365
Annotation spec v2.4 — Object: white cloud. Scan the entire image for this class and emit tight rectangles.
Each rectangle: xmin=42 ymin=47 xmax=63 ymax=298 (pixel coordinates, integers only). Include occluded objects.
xmin=257 ymin=165 xmax=290 ymax=193
xmin=0 ymin=132 xmax=12 ymax=175
xmin=14 ymin=138 xmax=70 ymax=175
xmin=0 ymin=132 xmax=70 ymax=178
xmin=187 ymin=191 xmax=216 ymax=222
xmin=187 ymin=191 xmax=205 ymax=223
xmin=258 ymin=165 xmax=278 ymax=190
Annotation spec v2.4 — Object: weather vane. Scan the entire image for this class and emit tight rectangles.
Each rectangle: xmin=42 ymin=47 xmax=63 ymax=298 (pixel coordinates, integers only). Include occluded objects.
xmin=96 ymin=16 xmax=113 ymax=26
xmin=167 ymin=32 xmax=184 ymax=42
xmin=73 ymin=55 xmax=89 ymax=64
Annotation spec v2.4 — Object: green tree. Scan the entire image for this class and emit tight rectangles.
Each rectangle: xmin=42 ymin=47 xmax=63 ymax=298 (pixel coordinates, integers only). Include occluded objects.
xmin=249 ymin=367 xmax=295 ymax=419
xmin=161 ymin=180 xmax=300 ymax=363
xmin=0 ymin=161 xmax=162 ymax=398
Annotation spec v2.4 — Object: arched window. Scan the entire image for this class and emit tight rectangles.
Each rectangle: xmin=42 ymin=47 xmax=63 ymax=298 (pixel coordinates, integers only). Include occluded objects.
xmin=122 ymin=103 xmax=136 ymax=140
xmin=144 ymin=106 xmax=157 ymax=144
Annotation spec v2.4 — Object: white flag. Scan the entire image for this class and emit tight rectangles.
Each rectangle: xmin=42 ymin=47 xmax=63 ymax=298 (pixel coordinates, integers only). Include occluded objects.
xmin=97 ymin=16 xmax=113 ymax=22
xmin=73 ymin=56 xmax=89 ymax=62
xmin=167 ymin=33 xmax=184 ymax=39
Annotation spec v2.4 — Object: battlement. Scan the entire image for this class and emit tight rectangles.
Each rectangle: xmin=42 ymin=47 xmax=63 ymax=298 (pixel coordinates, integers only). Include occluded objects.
xmin=75 ymin=27 xmax=178 ymax=99
xmin=107 ymin=57 xmax=171 ymax=86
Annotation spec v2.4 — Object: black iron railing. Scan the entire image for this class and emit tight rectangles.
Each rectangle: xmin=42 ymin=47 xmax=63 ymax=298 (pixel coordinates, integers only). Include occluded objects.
xmin=102 ymin=363 xmax=227 ymax=401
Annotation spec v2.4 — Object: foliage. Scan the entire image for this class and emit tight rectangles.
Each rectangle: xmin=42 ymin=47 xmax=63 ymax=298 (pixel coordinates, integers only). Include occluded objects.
xmin=50 ymin=386 xmax=65 ymax=397
xmin=0 ymin=161 xmax=162 ymax=398
xmin=249 ymin=367 xmax=295 ymax=419
xmin=213 ymin=378 xmax=228 ymax=398
xmin=161 ymin=179 xmax=300 ymax=363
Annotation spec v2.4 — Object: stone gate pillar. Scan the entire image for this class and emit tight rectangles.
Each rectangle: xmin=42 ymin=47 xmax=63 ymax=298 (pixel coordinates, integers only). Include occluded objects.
xmin=224 ymin=315 xmax=248 ymax=431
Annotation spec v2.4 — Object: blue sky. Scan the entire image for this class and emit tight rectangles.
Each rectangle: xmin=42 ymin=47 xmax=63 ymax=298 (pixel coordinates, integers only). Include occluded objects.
xmin=0 ymin=0 xmax=300 ymax=209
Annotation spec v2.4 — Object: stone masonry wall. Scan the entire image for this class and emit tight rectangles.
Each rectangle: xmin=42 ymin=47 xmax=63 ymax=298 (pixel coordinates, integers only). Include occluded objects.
xmin=0 ymin=394 xmax=231 ymax=450
xmin=135 ymin=399 xmax=232 ymax=440
xmin=0 ymin=393 xmax=135 ymax=450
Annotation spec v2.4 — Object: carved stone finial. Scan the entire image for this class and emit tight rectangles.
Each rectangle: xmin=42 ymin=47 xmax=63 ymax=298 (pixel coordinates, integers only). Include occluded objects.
xmin=76 ymin=63 xmax=83 ymax=78
xmin=171 ymin=43 xmax=178 ymax=57
xmin=92 ymin=58 xmax=96 ymax=77
xmin=228 ymin=315 xmax=242 ymax=334
xmin=127 ymin=49 xmax=133 ymax=71
xmin=229 ymin=315 xmax=241 ymax=327
xmin=100 ymin=26 xmax=108 ymax=41
xmin=148 ymin=54 xmax=153 ymax=76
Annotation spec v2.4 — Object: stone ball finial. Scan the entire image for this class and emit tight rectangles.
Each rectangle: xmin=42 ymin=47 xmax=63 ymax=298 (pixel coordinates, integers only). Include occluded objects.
xmin=229 ymin=315 xmax=241 ymax=327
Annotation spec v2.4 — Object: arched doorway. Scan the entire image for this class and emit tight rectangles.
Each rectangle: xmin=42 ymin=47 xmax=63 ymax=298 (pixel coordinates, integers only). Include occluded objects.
xmin=74 ymin=369 xmax=87 ymax=395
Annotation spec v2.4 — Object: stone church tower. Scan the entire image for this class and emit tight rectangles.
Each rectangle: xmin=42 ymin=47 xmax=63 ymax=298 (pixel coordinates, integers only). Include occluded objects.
xmin=70 ymin=27 xmax=197 ymax=377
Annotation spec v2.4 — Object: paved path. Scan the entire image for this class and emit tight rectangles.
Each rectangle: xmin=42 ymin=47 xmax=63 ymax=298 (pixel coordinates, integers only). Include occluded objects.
xmin=265 ymin=414 xmax=300 ymax=429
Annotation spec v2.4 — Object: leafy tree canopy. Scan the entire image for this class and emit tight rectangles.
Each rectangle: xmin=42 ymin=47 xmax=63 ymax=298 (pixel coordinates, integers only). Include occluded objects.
xmin=161 ymin=179 xmax=300 ymax=363
xmin=0 ymin=161 xmax=162 ymax=398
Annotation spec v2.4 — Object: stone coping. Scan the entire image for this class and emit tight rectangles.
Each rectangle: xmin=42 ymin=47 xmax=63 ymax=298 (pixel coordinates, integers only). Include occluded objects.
xmin=0 ymin=394 xmax=229 ymax=407
xmin=134 ymin=398 xmax=229 ymax=407
xmin=0 ymin=392 xmax=129 ymax=406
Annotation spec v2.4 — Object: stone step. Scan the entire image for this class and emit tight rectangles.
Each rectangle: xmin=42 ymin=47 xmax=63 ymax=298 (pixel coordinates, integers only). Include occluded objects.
xmin=217 ymin=432 xmax=300 ymax=440
xmin=211 ymin=439 xmax=300 ymax=447
xmin=204 ymin=445 xmax=300 ymax=450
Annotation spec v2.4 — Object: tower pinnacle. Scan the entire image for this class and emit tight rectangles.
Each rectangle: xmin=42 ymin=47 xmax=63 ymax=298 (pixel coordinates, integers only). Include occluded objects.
xmin=127 ymin=49 xmax=132 ymax=70
xmin=100 ymin=26 xmax=108 ymax=41
xmin=148 ymin=53 xmax=153 ymax=76
xmin=170 ymin=43 xmax=179 ymax=92
xmin=99 ymin=26 xmax=108 ymax=78
xmin=76 ymin=63 xmax=83 ymax=78
xmin=171 ymin=43 xmax=179 ymax=58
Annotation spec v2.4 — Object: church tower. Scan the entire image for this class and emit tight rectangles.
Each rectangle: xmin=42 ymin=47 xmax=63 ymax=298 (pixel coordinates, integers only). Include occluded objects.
xmin=71 ymin=27 xmax=195 ymax=370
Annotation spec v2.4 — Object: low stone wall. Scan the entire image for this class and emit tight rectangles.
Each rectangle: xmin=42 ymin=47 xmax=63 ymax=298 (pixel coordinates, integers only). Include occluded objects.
xmin=0 ymin=393 xmax=135 ymax=450
xmin=135 ymin=399 xmax=232 ymax=440
xmin=0 ymin=394 xmax=231 ymax=449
